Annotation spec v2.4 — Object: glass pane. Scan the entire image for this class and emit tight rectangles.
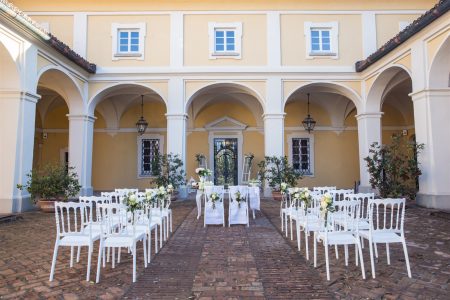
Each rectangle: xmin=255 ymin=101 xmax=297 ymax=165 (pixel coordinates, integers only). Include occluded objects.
xmin=226 ymin=31 xmax=235 ymax=38
xmin=322 ymin=44 xmax=331 ymax=51
xmin=311 ymin=30 xmax=319 ymax=37
xmin=130 ymin=31 xmax=139 ymax=38
xmin=311 ymin=37 xmax=320 ymax=44
xmin=226 ymin=44 xmax=235 ymax=51
xmin=322 ymin=37 xmax=330 ymax=44
xmin=119 ymin=45 xmax=128 ymax=52
xmin=130 ymin=45 xmax=139 ymax=52
xmin=131 ymin=38 xmax=139 ymax=45
xmin=311 ymin=44 xmax=320 ymax=51
xmin=226 ymin=37 xmax=235 ymax=44
xmin=322 ymin=30 xmax=330 ymax=37
xmin=120 ymin=38 xmax=128 ymax=45
xmin=119 ymin=31 xmax=128 ymax=38
xmin=293 ymin=163 xmax=300 ymax=170
xmin=300 ymin=139 xmax=308 ymax=146
xmin=215 ymin=30 xmax=224 ymax=38
xmin=216 ymin=44 xmax=224 ymax=51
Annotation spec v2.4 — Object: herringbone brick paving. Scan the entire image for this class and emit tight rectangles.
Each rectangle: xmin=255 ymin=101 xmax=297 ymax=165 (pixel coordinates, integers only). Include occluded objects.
xmin=0 ymin=196 xmax=449 ymax=299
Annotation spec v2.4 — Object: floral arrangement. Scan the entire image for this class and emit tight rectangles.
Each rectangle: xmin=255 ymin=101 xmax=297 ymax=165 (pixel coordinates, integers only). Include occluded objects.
xmin=208 ymin=192 xmax=221 ymax=209
xmin=195 ymin=167 xmax=212 ymax=180
xmin=234 ymin=191 xmax=247 ymax=208
xmin=289 ymin=187 xmax=311 ymax=210
xmin=280 ymin=182 xmax=289 ymax=194
xmin=123 ymin=192 xmax=142 ymax=213
xmin=166 ymin=184 xmax=174 ymax=194
xmin=144 ymin=190 xmax=157 ymax=205
xmin=192 ymin=180 xmax=213 ymax=191
xmin=320 ymin=192 xmax=335 ymax=225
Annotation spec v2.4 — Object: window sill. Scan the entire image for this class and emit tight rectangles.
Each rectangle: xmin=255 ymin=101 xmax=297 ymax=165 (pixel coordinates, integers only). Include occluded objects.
xmin=113 ymin=52 xmax=144 ymax=60
xmin=307 ymin=52 xmax=338 ymax=59
xmin=210 ymin=52 xmax=241 ymax=59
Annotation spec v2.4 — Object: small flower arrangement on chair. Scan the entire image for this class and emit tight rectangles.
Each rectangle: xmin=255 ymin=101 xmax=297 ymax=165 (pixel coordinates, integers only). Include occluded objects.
xmin=234 ymin=191 xmax=247 ymax=208
xmin=320 ymin=192 xmax=335 ymax=225
xmin=123 ymin=192 xmax=142 ymax=213
xmin=209 ymin=192 xmax=221 ymax=209
xmin=195 ymin=168 xmax=212 ymax=181
xmin=290 ymin=187 xmax=312 ymax=210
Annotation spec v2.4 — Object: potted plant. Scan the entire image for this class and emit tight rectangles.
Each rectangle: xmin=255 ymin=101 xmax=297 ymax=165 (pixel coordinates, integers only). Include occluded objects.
xmin=364 ymin=133 xmax=424 ymax=200
xmin=17 ymin=163 xmax=81 ymax=212
xmin=257 ymin=156 xmax=302 ymax=201
xmin=151 ymin=153 xmax=186 ymax=201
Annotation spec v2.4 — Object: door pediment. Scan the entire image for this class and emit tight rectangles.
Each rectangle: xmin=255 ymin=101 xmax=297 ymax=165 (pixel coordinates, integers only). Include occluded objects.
xmin=204 ymin=116 xmax=247 ymax=131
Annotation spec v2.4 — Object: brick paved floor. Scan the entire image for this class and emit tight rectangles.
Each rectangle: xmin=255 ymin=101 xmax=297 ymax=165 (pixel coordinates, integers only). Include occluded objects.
xmin=261 ymin=199 xmax=450 ymax=299
xmin=0 ymin=197 xmax=449 ymax=299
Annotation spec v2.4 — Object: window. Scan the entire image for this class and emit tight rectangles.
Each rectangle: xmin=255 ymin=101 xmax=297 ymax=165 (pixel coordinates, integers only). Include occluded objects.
xmin=208 ymin=22 xmax=242 ymax=59
xmin=288 ymin=134 xmax=315 ymax=176
xmin=137 ymin=134 xmax=164 ymax=178
xmin=311 ymin=29 xmax=331 ymax=52
xmin=111 ymin=23 xmax=146 ymax=60
xmin=304 ymin=22 xmax=338 ymax=59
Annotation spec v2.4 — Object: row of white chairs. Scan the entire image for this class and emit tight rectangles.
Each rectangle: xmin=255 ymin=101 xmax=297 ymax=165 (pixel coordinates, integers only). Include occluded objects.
xmin=281 ymin=187 xmax=412 ymax=280
xmin=49 ymin=188 xmax=173 ymax=283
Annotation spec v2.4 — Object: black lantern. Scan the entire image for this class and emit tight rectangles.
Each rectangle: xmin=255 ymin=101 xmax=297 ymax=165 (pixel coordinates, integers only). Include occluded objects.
xmin=136 ymin=95 xmax=148 ymax=135
xmin=302 ymin=93 xmax=316 ymax=133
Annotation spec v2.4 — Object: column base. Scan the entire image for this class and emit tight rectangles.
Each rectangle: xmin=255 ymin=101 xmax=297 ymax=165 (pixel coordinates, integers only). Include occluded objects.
xmin=0 ymin=196 xmax=36 ymax=213
xmin=416 ymin=193 xmax=450 ymax=212
xmin=80 ymin=186 xmax=94 ymax=196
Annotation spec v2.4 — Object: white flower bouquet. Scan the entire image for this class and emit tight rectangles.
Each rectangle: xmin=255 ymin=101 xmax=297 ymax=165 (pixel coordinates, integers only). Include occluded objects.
xmin=234 ymin=191 xmax=247 ymax=208
xmin=123 ymin=192 xmax=142 ymax=213
xmin=208 ymin=192 xmax=221 ymax=209
xmin=195 ymin=167 xmax=212 ymax=180
xmin=320 ymin=192 xmax=335 ymax=225
xmin=289 ymin=187 xmax=311 ymax=210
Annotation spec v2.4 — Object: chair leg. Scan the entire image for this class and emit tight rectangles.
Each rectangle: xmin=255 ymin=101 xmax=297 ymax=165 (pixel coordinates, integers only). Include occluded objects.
xmin=355 ymin=244 xmax=359 ymax=266
xmin=159 ymin=224 xmax=163 ymax=248
xmin=325 ymin=243 xmax=330 ymax=281
xmin=252 ymin=210 xmax=255 ymax=219
xmin=170 ymin=214 xmax=173 ymax=233
xmin=107 ymin=247 xmax=110 ymax=263
xmin=102 ymin=247 xmax=106 ymax=268
xmin=361 ymin=236 xmax=365 ymax=248
xmin=357 ymin=240 xmax=366 ymax=279
xmin=344 ymin=245 xmax=349 ymax=266
xmin=49 ymin=241 xmax=59 ymax=281
xmin=96 ymin=240 xmax=103 ymax=283
xmin=368 ymin=238 xmax=376 ymax=279
xmin=285 ymin=215 xmax=288 ymax=237
xmin=305 ymin=231 xmax=310 ymax=260
xmin=281 ymin=213 xmax=284 ymax=232
xmin=76 ymin=246 xmax=81 ymax=263
xmin=335 ymin=245 xmax=339 ymax=260
xmin=118 ymin=247 xmax=121 ymax=263
xmin=313 ymin=232 xmax=317 ymax=268
xmin=70 ymin=246 xmax=74 ymax=268
xmin=132 ymin=243 xmax=137 ymax=283
xmin=296 ymin=225 xmax=300 ymax=251
xmin=155 ymin=228 xmax=158 ymax=254
xmin=402 ymin=240 xmax=412 ymax=278
xmin=143 ymin=238 xmax=148 ymax=268
xmin=374 ymin=242 xmax=379 ymax=258
xmin=148 ymin=233 xmax=152 ymax=263
xmin=112 ymin=247 xmax=116 ymax=269
xmin=86 ymin=243 xmax=92 ymax=282
xmin=386 ymin=243 xmax=391 ymax=265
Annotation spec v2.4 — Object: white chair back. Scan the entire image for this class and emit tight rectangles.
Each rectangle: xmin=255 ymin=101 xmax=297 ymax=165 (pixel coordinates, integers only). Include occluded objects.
xmin=101 ymin=192 xmax=120 ymax=204
xmin=115 ymin=189 xmax=138 ymax=197
xmin=54 ymin=201 xmax=91 ymax=237
xmin=228 ymin=186 xmax=249 ymax=226
xmin=248 ymin=186 xmax=260 ymax=211
xmin=330 ymin=189 xmax=354 ymax=202
xmin=346 ymin=193 xmax=375 ymax=221
xmin=368 ymin=198 xmax=406 ymax=234
xmin=313 ymin=186 xmax=337 ymax=195
xmin=204 ymin=185 xmax=225 ymax=226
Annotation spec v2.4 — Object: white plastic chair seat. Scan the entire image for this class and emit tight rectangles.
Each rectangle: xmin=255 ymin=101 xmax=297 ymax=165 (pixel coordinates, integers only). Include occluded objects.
xmin=59 ymin=233 xmax=101 ymax=246
xmin=103 ymin=233 xmax=146 ymax=248
xmin=359 ymin=231 xmax=403 ymax=243
xmin=317 ymin=232 xmax=359 ymax=245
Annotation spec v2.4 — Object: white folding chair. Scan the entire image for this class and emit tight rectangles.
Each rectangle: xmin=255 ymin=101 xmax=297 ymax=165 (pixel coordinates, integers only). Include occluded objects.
xmin=101 ymin=192 xmax=120 ymax=204
xmin=95 ymin=203 xmax=147 ymax=283
xmin=314 ymin=200 xmax=366 ymax=281
xmin=49 ymin=202 xmax=101 ymax=282
xmin=228 ymin=186 xmax=249 ymax=227
xmin=204 ymin=186 xmax=225 ymax=227
xmin=330 ymin=189 xmax=354 ymax=202
xmin=248 ymin=186 xmax=260 ymax=219
xmin=359 ymin=198 xmax=411 ymax=279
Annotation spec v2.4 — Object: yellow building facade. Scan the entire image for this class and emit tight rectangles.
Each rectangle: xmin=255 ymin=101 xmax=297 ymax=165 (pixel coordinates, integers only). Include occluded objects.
xmin=0 ymin=0 xmax=449 ymax=212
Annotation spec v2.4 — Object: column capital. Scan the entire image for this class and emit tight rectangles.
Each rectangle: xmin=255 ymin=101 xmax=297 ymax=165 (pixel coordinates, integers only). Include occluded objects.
xmin=262 ymin=113 xmax=286 ymax=120
xmin=410 ymin=88 xmax=450 ymax=101
xmin=66 ymin=114 xmax=96 ymax=123
xmin=165 ymin=113 xmax=188 ymax=120
xmin=0 ymin=90 xmax=40 ymax=103
xmin=355 ymin=112 xmax=383 ymax=121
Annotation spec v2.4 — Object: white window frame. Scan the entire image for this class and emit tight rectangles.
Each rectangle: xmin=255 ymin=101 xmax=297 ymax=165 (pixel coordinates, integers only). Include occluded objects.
xmin=287 ymin=133 xmax=315 ymax=177
xmin=304 ymin=22 xmax=338 ymax=59
xmin=208 ymin=22 xmax=242 ymax=59
xmin=111 ymin=22 xmax=146 ymax=60
xmin=137 ymin=134 xmax=164 ymax=179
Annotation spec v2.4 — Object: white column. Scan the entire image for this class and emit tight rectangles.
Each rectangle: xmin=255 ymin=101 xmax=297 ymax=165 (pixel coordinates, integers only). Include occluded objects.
xmin=73 ymin=13 xmax=88 ymax=58
xmin=68 ymin=114 xmax=95 ymax=196
xmin=170 ymin=12 xmax=184 ymax=68
xmin=166 ymin=113 xmax=187 ymax=165
xmin=356 ymin=112 xmax=382 ymax=191
xmin=267 ymin=11 xmax=281 ymax=68
xmin=412 ymin=89 xmax=450 ymax=210
xmin=0 ymin=91 xmax=39 ymax=213
xmin=263 ymin=113 xmax=285 ymax=157
xmin=361 ymin=12 xmax=377 ymax=58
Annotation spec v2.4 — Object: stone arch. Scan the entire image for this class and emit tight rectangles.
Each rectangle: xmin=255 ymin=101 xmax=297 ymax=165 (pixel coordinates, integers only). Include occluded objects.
xmin=428 ymin=34 xmax=450 ymax=89
xmin=185 ymin=82 xmax=265 ymax=115
xmin=87 ymin=83 xmax=167 ymax=129
xmin=36 ymin=67 xmax=85 ymax=115
xmin=284 ymin=81 xmax=362 ymax=113
xmin=366 ymin=65 xmax=412 ymax=112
